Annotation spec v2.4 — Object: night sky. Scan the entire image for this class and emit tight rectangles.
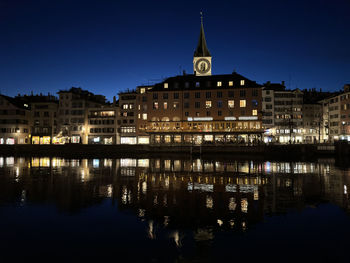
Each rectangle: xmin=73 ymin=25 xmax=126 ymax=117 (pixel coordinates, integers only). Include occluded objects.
xmin=1 ymin=0 xmax=349 ymax=101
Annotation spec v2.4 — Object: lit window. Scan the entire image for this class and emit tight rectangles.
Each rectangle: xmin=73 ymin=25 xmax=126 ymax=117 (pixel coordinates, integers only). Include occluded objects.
xmin=173 ymin=102 xmax=179 ymax=109
xmin=164 ymin=102 xmax=168 ymax=110
xmin=123 ymin=104 xmax=128 ymax=109
xmin=153 ymin=102 xmax=159 ymax=109
xmin=240 ymin=100 xmax=246 ymax=107
xmin=142 ymin=113 xmax=147 ymax=120
xmin=240 ymin=80 xmax=245 ymax=86
xmin=140 ymin=88 xmax=145 ymax=94
xmin=164 ymin=83 xmax=168 ymax=89
xmin=252 ymin=109 xmax=258 ymax=116
xmin=229 ymin=81 xmax=233 ymax=86
xmin=129 ymin=104 xmax=134 ymax=109
xmin=217 ymin=81 xmax=222 ymax=87
xmin=206 ymin=101 xmax=212 ymax=109
xmin=138 ymin=113 xmax=141 ymax=119
xmin=228 ymin=100 xmax=234 ymax=108
xmin=123 ymin=112 xmax=128 ymax=117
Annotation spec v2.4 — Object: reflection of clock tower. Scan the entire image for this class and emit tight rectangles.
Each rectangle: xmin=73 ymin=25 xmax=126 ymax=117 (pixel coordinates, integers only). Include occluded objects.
xmin=193 ymin=15 xmax=212 ymax=76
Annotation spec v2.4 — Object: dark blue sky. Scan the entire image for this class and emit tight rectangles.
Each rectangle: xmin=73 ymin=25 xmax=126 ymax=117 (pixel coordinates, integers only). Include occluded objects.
xmin=1 ymin=0 xmax=349 ymax=101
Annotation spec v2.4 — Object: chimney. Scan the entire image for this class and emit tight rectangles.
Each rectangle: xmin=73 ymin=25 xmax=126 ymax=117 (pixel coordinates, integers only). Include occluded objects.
xmin=113 ymin=96 xmax=116 ymax=106
xmin=282 ymin=81 xmax=285 ymax=86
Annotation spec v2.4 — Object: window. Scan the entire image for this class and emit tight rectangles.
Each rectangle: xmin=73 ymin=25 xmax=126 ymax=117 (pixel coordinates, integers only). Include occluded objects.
xmin=217 ymin=101 xmax=223 ymax=108
xmin=240 ymin=100 xmax=246 ymax=107
xmin=153 ymin=102 xmax=159 ymax=109
xmin=153 ymin=93 xmax=158 ymax=99
xmin=229 ymin=81 xmax=233 ymax=86
xmin=196 ymin=82 xmax=200 ymax=87
xmin=174 ymin=93 xmax=179 ymax=99
xmin=195 ymin=92 xmax=200 ymax=98
xmin=206 ymin=101 xmax=212 ymax=109
xmin=142 ymin=96 xmax=147 ymax=102
xmin=163 ymin=93 xmax=168 ymax=99
xmin=164 ymin=102 xmax=168 ymax=109
xmin=252 ymin=89 xmax=258 ymax=96
xmin=184 ymin=102 xmax=189 ymax=108
xmin=206 ymin=111 xmax=211 ymax=116
xmin=228 ymin=100 xmax=234 ymax=108
xmin=252 ymin=100 xmax=258 ymax=107
xmin=164 ymin=83 xmax=168 ymax=89
xmin=206 ymin=92 xmax=211 ymax=98
xmin=195 ymin=102 xmax=200 ymax=108
xmin=217 ymin=81 xmax=222 ymax=87
xmin=173 ymin=102 xmax=179 ymax=109
xmin=218 ymin=111 xmax=222 ymax=116
xmin=142 ymin=113 xmax=147 ymax=120
xmin=196 ymin=112 xmax=200 ymax=117
xmin=252 ymin=109 xmax=258 ymax=116
xmin=184 ymin=92 xmax=190 ymax=99
xmin=228 ymin=91 xmax=234 ymax=97
xmin=140 ymin=88 xmax=145 ymax=94
xmin=185 ymin=112 xmax=189 ymax=116
xmin=217 ymin=91 xmax=222 ymax=98
xmin=240 ymin=80 xmax=245 ymax=86
xmin=240 ymin=90 xmax=246 ymax=97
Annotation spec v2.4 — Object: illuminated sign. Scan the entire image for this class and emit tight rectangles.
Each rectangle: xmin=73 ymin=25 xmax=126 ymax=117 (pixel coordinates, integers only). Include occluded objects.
xmin=238 ymin=116 xmax=258 ymax=120
xmin=224 ymin=117 xmax=237 ymax=120
xmin=187 ymin=117 xmax=213 ymax=121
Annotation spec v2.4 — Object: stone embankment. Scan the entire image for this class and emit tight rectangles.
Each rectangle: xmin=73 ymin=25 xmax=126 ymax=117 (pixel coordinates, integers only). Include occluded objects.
xmin=0 ymin=143 xmax=343 ymax=160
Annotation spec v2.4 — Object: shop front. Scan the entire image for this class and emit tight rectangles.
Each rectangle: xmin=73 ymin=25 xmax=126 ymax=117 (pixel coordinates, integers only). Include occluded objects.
xmin=121 ymin=136 xmax=137 ymax=145
xmin=32 ymin=136 xmax=51 ymax=144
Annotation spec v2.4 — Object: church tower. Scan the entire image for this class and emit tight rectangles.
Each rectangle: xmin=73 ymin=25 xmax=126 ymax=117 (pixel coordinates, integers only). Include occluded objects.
xmin=193 ymin=13 xmax=212 ymax=76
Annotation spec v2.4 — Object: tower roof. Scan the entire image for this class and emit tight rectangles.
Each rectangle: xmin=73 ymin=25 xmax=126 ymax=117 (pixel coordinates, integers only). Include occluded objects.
xmin=194 ymin=16 xmax=211 ymax=57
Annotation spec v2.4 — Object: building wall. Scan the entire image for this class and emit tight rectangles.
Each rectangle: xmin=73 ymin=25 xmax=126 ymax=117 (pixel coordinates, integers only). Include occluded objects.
xmin=0 ymin=96 xmax=31 ymax=144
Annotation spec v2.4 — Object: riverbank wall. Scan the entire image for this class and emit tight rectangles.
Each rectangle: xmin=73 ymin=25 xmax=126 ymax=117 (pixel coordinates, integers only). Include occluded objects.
xmin=0 ymin=143 xmax=342 ymax=160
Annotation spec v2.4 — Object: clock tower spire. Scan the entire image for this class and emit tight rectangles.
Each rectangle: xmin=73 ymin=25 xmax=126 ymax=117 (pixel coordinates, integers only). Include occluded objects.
xmin=193 ymin=12 xmax=212 ymax=76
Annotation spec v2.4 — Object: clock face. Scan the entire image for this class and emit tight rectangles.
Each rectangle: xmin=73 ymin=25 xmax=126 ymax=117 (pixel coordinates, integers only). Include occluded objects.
xmin=195 ymin=58 xmax=211 ymax=74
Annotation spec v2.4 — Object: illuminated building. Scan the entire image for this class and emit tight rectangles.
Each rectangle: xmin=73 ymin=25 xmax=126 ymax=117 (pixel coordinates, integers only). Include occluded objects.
xmin=87 ymin=101 xmax=117 ymax=145
xmin=17 ymin=94 xmax=59 ymax=144
xmin=135 ymin=19 xmax=263 ymax=144
xmin=262 ymin=83 xmax=304 ymax=143
xmin=0 ymin=95 xmax=31 ymax=144
xmin=57 ymin=87 xmax=107 ymax=144
xmin=117 ymin=91 xmax=137 ymax=144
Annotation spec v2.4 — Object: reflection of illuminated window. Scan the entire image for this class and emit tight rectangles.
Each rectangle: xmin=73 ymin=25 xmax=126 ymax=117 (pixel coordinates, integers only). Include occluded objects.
xmin=228 ymin=197 xmax=236 ymax=211
xmin=241 ymin=198 xmax=248 ymax=213
xmin=206 ymin=195 xmax=213 ymax=209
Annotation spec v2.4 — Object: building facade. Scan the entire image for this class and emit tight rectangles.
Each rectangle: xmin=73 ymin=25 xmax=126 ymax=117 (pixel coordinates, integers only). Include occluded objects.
xmin=0 ymin=95 xmax=31 ymax=144
xmin=57 ymin=87 xmax=107 ymax=144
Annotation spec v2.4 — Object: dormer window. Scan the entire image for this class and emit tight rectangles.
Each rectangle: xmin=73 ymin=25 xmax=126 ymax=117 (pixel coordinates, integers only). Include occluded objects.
xmin=240 ymin=80 xmax=245 ymax=86
xmin=217 ymin=81 xmax=222 ymax=87
xmin=229 ymin=81 xmax=233 ymax=86
xmin=164 ymin=83 xmax=168 ymax=89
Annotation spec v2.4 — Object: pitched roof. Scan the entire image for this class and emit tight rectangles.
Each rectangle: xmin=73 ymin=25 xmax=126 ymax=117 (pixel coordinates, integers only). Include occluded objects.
xmin=194 ymin=21 xmax=211 ymax=57
xmin=0 ymin=94 xmax=31 ymax=110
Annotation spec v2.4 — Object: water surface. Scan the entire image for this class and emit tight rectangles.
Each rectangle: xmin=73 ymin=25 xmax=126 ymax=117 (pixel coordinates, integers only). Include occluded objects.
xmin=0 ymin=156 xmax=349 ymax=262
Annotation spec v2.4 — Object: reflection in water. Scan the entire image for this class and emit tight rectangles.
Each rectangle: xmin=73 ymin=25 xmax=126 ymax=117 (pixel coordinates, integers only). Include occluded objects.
xmin=1 ymin=156 xmax=350 ymax=261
